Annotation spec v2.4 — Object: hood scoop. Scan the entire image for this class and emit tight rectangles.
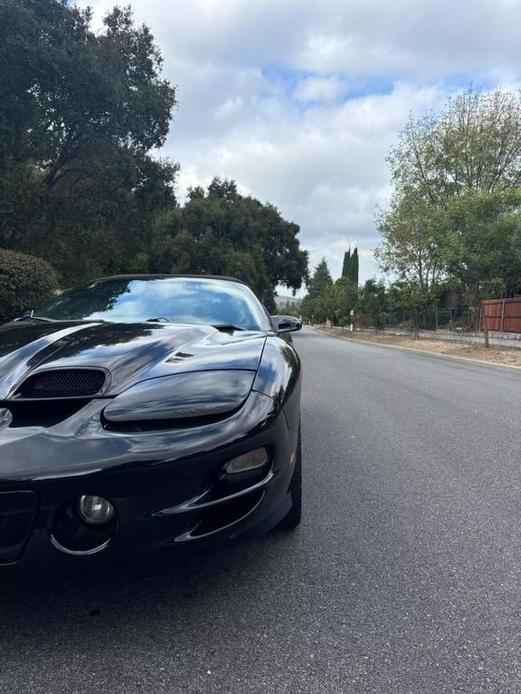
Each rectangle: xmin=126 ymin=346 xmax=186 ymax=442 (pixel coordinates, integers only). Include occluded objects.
xmin=14 ymin=368 xmax=107 ymax=400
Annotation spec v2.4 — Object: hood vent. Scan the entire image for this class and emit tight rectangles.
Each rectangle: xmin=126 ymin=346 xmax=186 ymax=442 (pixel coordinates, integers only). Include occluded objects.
xmin=15 ymin=369 xmax=107 ymax=400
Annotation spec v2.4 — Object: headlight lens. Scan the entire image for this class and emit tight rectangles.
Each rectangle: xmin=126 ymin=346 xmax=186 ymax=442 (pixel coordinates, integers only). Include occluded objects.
xmin=224 ymin=447 xmax=269 ymax=474
xmin=78 ymin=495 xmax=116 ymax=526
xmin=103 ymin=370 xmax=256 ymax=423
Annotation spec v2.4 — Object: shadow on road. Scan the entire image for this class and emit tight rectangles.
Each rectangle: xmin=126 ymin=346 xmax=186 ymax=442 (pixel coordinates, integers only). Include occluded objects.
xmin=0 ymin=524 xmax=323 ymax=694
xmin=0 ymin=530 xmax=300 ymax=645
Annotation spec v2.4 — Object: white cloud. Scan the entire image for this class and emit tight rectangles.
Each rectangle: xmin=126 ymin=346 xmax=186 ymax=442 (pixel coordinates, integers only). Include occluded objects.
xmin=213 ymin=96 xmax=244 ymax=120
xmin=171 ymin=82 xmax=449 ymax=282
xmin=294 ymin=76 xmax=346 ymax=103
xmin=78 ymin=0 xmax=521 ymax=284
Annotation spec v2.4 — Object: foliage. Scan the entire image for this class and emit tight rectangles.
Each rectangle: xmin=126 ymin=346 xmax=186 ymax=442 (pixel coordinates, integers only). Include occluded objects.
xmin=386 ymin=280 xmax=436 ymax=335
xmin=300 ymin=259 xmax=333 ymax=322
xmin=331 ymin=276 xmax=358 ymax=324
xmin=341 ymin=250 xmax=351 ymax=279
xmin=151 ymin=178 xmax=308 ymax=311
xmin=350 ymin=248 xmax=359 ymax=287
xmin=0 ymin=1 xmax=308 ymax=316
xmin=389 ymin=87 xmax=521 ymax=205
xmin=301 ymin=258 xmax=357 ymax=324
xmin=0 ymin=0 xmax=177 ymax=284
xmin=300 ymin=256 xmax=436 ymax=333
xmin=277 ymin=300 xmax=302 ymax=316
xmin=444 ymin=189 xmax=521 ymax=303
xmin=342 ymin=247 xmax=359 ymax=287
xmin=0 ymin=249 xmax=58 ymax=321
xmin=356 ymin=279 xmax=388 ymax=328
xmin=377 ymin=87 xmax=521 ymax=305
xmin=306 ymin=258 xmax=332 ymax=299
xmin=375 ymin=191 xmax=446 ymax=292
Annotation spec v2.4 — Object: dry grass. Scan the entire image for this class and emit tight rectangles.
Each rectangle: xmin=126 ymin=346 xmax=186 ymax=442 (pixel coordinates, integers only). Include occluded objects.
xmin=319 ymin=328 xmax=521 ymax=368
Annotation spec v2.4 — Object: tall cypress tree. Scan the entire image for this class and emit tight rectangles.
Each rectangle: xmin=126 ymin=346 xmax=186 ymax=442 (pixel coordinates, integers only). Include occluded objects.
xmin=350 ymin=247 xmax=359 ymax=288
xmin=341 ymin=249 xmax=351 ymax=278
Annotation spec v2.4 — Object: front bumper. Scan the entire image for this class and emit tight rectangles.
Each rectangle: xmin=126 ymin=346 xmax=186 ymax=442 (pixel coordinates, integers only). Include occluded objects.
xmin=0 ymin=391 xmax=297 ymax=570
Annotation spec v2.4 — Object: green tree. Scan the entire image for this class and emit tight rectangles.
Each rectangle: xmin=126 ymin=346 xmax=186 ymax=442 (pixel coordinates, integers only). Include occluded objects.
xmin=153 ymin=178 xmax=308 ymax=310
xmin=349 ymin=247 xmax=359 ymax=287
xmin=279 ymin=301 xmax=302 ymax=316
xmin=341 ymin=249 xmax=351 ymax=278
xmin=389 ymin=88 xmax=521 ymax=207
xmin=0 ymin=2 xmax=309 ymax=308
xmin=444 ymin=189 xmax=521 ymax=303
xmin=341 ymin=247 xmax=359 ymax=291
xmin=0 ymin=0 xmax=177 ymax=283
xmin=0 ymin=249 xmax=58 ymax=321
xmin=356 ymin=279 xmax=388 ymax=330
xmin=300 ymin=259 xmax=333 ymax=323
xmin=377 ymin=87 xmax=521 ymax=304
xmin=387 ymin=280 xmax=433 ymax=337
xmin=376 ymin=191 xmax=446 ymax=293
xmin=329 ymin=276 xmax=358 ymax=324
xmin=306 ymin=259 xmax=333 ymax=299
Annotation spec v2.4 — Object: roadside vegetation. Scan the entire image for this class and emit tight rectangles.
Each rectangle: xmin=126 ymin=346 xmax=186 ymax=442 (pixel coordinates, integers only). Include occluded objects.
xmin=301 ymin=88 xmax=521 ymax=330
xmin=0 ymin=0 xmax=308 ymax=321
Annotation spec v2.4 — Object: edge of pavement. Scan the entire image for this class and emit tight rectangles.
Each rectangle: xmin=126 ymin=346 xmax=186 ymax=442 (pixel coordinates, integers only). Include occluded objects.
xmin=310 ymin=326 xmax=521 ymax=373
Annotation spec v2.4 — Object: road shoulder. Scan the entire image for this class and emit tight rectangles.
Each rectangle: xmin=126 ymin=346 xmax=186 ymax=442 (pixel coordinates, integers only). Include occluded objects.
xmin=312 ymin=327 xmax=521 ymax=372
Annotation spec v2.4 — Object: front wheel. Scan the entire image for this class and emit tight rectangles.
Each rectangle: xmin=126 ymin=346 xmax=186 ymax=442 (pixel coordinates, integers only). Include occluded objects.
xmin=278 ymin=423 xmax=302 ymax=530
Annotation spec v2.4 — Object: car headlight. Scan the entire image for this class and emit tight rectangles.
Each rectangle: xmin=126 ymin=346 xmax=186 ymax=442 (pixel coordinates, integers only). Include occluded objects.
xmin=103 ymin=370 xmax=256 ymax=423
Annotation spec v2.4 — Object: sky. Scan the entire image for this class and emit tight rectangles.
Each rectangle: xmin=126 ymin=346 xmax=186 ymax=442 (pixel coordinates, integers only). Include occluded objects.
xmin=78 ymin=0 xmax=521 ymax=287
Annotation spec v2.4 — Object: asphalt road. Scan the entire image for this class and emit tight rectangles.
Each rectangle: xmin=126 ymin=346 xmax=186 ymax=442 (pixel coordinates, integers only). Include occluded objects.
xmin=2 ymin=327 xmax=521 ymax=693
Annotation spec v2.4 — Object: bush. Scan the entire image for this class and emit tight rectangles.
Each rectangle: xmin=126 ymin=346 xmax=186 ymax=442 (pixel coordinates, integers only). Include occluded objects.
xmin=0 ymin=249 xmax=59 ymax=322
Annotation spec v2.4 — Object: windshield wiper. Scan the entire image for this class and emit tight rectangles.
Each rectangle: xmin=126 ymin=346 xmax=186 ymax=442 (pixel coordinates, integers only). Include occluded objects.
xmin=211 ymin=324 xmax=246 ymax=332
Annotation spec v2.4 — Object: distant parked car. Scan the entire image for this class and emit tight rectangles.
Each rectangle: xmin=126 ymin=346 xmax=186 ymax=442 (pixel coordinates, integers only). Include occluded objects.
xmin=0 ymin=275 xmax=302 ymax=570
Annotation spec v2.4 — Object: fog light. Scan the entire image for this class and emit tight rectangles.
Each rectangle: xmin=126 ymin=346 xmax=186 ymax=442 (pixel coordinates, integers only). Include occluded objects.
xmin=224 ymin=448 xmax=268 ymax=474
xmin=78 ymin=495 xmax=115 ymax=526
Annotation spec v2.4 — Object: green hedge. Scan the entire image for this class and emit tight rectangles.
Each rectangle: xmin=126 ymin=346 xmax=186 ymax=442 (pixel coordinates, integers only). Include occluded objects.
xmin=0 ymin=249 xmax=58 ymax=322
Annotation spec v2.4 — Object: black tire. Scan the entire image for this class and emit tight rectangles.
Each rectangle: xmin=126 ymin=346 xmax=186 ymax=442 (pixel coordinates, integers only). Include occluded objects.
xmin=278 ymin=423 xmax=302 ymax=530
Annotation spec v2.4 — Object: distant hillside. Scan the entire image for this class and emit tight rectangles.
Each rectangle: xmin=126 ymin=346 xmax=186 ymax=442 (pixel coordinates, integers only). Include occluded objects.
xmin=275 ymin=294 xmax=300 ymax=309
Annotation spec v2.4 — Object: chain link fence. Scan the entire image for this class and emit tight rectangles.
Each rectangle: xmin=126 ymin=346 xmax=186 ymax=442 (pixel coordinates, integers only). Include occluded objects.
xmin=316 ymin=303 xmax=521 ymax=349
xmin=355 ymin=306 xmax=479 ymax=333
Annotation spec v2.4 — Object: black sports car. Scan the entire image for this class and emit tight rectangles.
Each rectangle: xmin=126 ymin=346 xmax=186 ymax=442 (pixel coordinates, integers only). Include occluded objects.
xmin=0 ymin=275 xmax=302 ymax=569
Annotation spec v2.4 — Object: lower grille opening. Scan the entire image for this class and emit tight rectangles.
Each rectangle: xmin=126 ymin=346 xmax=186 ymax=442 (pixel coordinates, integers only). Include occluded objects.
xmin=0 ymin=400 xmax=91 ymax=428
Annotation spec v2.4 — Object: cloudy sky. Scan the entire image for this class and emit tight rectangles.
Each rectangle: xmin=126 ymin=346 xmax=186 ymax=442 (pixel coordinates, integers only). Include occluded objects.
xmin=79 ymin=0 xmax=521 ymax=286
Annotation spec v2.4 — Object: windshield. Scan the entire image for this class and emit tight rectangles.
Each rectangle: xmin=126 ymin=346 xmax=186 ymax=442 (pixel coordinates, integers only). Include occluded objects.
xmin=36 ymin=277 xmax=271 ymax=331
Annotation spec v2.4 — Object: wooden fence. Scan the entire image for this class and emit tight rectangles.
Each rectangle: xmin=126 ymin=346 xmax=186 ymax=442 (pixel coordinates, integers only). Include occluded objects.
xmin=481 ymin=298 xmax=521 ymax=333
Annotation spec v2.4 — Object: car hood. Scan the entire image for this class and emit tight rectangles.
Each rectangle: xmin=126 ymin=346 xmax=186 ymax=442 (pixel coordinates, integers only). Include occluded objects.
xmin=0 ymin=321 xmax=267 ymax=399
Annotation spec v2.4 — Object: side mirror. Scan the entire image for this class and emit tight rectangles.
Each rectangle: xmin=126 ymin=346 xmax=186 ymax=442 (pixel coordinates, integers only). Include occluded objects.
xmin=271 ymin=315 xmax=302 ymax=333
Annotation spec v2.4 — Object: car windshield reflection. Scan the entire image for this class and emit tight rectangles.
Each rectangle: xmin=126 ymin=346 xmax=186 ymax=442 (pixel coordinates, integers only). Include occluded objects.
xmin=36 ymin=276 xmax=271 ymax=332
